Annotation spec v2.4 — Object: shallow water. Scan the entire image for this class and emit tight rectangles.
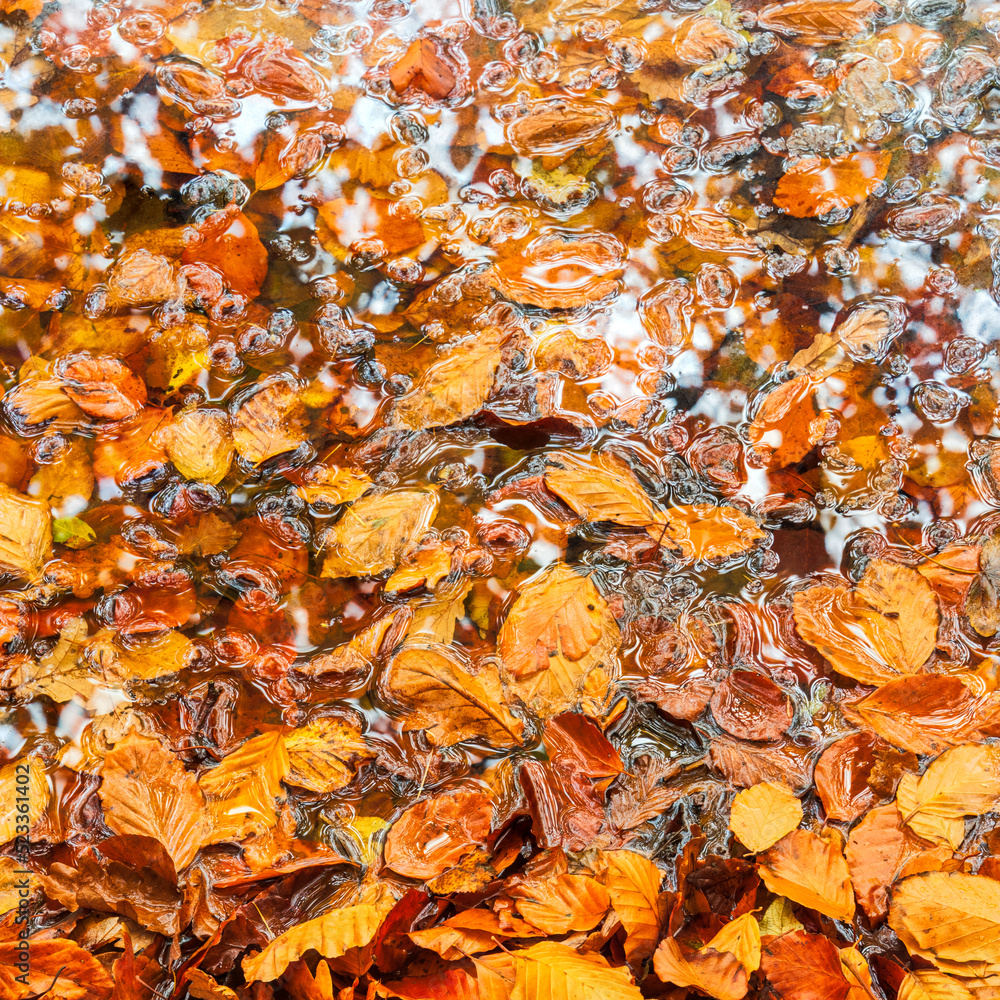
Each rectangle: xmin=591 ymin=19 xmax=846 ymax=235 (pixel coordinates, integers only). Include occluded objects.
xmin=2 ymin=0 xmax=1000 ymax=994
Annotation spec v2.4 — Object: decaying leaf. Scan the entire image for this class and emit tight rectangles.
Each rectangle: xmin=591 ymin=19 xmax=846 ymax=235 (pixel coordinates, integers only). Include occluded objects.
xmin=284 ymin=717 xmax=373 ymax=793
xmin=232 ymin=381 xmax=308 ymax=465
xmin=0 ymin=757 xmax=47 ymax=846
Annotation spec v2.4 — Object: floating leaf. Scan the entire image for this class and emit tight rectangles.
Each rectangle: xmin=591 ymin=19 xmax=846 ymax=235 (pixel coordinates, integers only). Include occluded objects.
xmin=232 ymin=381 xmax=308 ymax=465
xmin=284 ymin=717 xmax=373 ymax=793
xmin=0 ymin=486 xmax=52 ymax=579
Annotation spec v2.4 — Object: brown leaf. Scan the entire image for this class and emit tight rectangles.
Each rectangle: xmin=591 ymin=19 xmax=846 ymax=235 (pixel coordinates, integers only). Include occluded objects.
xmin=653 ymin=916 xmax=759 ymax=1000
xmin=384 ymin=789 xmax=492 ymax=879
xmin=967 ymin=532 xmax=1000 ymax=636
xmin=709 ymin=737 xmax=814 ymax=791
xmin=774 ymin=152 xmax=891 ymax=218
xmin=99 ymin=732 xmax=208 ymax=871
xmin=815 ymin=732 xmax=885 ymax=823
xmin=758 ymin=0 xmax=883 ymax=43
xmin=710 ymin=670 xmax=793 ymax=742
xmin=58 ymin=355 xmax=147 ymax=421
xmin=499 ymin=562 xmax=620 ymax=717
xmin=789 ymin=307 xmax=894 ymax=375
xmin=544 ymin=450 xmax=659 ymax=528
xmin=284 ymin=717 xmax=373 ymax=793
xmin=757 ymin=829 xmax=855 ymax=922
xmin=793 ymin=560 xmax=939 ymax=685
xmin=748 ymin=375 xmax=820 ymax=469
xmin=389 ymin=38 xmax=456 ymax=100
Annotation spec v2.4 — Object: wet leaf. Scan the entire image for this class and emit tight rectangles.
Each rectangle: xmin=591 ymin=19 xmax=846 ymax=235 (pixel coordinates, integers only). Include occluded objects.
xmin=710 ymin=669 xmax=793 ymax=742
xmin=58 ymin=356 xmax=147 ymax=421
xmin=321 ymin=489 xmax=439 ymax=579
xmin=757 ymin=1 xmax=884 ymax=44
xmin=760 ymin=931 xmax=855 ymax=1000
xmin=789 ymin=308 xmax=894 ymax=375
xmin=390 ymin=38 xmax=456 ymax=100
xmin=775 ymin=152 xmax=891 ymax=218
xmin=966 ymin=531 xmax=1000 ymax=636
xmin=0 ymin=486 xmax=52 ymax=579
xmin=509 ymin=941 xmax=642 ymax=1000
xmin=793 ymin=560 xmax=939 ymax=685
xmin=285 ymin=717 xmax=374 ymax=793
xmin=894 ymin=743 xmax=1000 ymax=849
xmin=897 ymin=970 xmax=977 ymax=1000
xmin=0 ymin=938 xmax=113 ymax=1000
xmin=98 ymin=732 xmax=208 ymax=871
xmin=757 ymin=829 xmax=855 ymax=922
xmin=603 ymin=850 xmax=666 ymax=962
xmin=0 ymin=757 xmax=47 ymax=845
xmin=163 ymin=407 xmax=234 ymax=485
xmin=729 ymin=781 xmax=803 ymax=853
xmin=653 ymin=916 xmax=759 ymax=1000
xmin=380 ymin=643 xmax=525 ymax=749
xmin=232 ymin=381 xmax=309 ymax=465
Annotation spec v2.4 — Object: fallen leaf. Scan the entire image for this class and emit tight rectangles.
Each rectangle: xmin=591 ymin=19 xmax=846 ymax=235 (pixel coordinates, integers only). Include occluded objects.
xmin=408 ymin=909 xmax=540 ymax=960
xmin=544 ymin=450 xmax=659 ymax=527
xmin=58 ymin=355 xmax=147 ymax=421
xmin=775 ymin=152 xmax=891 ymax=218
xmin=322 ymin=489 xmax=439 ymax=579
xmin=0 ymin=486 xmax=52 ymax=579
xmin=384 ymin=788 xmax=492 ymax=879
xmin=967 ymin=531 xmax=1000 ymax=636
xmin=603 ymin=850 xmax=666 ymax=962
xmin=285 ymin=717 xmax=373 ymax=793
xmin=729 ymin=782 xmax=803 ymax=853
xmin=243 ymin=899 xmax=393 ymax=982
xmin=757 ymin=0 xmax=883 ymax=43
xmin=710 ymin=670 xmax=793 ymax=742
xmin=511 ymin=873 xmax=610 ymax=935
xmin=757 ymin=829 xmax=855 ymax=922
xmin=389 ymin=38 xmax=456 ymax=100
xmin=99 ymin=732 xmax=208 ymax=871
xmin=654 ymin=916 xmax=759 ymax=1000
xmin=380 ymin=643 xmax=525 ymax=748
xmin=793 ymin=560 xmax=939 ymax=685
xmin=0 ymin=938 xmax=113 ymax=1000
xmin=392 ymin=329 xmax=505 ymax=429
xmin=232 ymin=381 xmax=308 ymax=465
xmin=164 ymin=407 xmax=234 ymax=485
xmin=760 ymin=931 xmax=855 ymax=1000
xmin=897 ymin=969 xmax=977 ymax=1000
xmin=0 ymin=757 xmax=47 ymax=845
xmin=894 ymin=743 xmax=1000 ymax=849
xmin=889 ymin=871 xmax=1000 ymax=978
xmin=509 ymin=941 xmax=642 ymax=1000
xmin=789 ymin=308 xmax=894 ymax=375
xmin=184 ymin=968 xmax=239 ymax=1000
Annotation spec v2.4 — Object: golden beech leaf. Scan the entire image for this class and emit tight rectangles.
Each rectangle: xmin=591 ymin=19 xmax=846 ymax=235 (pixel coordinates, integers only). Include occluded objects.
xmin=391 ymin=329 xmax=506 ymax=429
xmin=99 ymin=732 xmax=208 ymax=870
xmin=889 ymin=872 xmax=1000 ymax=977
xmin=13 ymin=615 xmax=94 ymax=704
xmin=0 ymin=857 xmax=37 ymax=918
xmin=380 ymin=643 xmax=525 ymax=749
xmin=757 ymin=829 xmax=855 ymax=922
xmin=242 ymin=899 xmax=393 ymax=982
xmin=728 ymin=781 xmax=803 ymax=853
xmin=296 ymin=464 xmax=373 ymax=506
xmin=603 ymin=849 xmax=666 ymax=962
xmin=0 ymin=757 xmax=47 ymax=846
xmin=894 ymin=744 xmax=1000 ymax=849
xmin=544 ymin=450 xmax=659 ymax=527
xmin=384 ymin=788 xmax=492 ymax=879
xmin=758 ymin=897 xmax=803 ymax=938
xmin=510 ymin=941 xmax=642 ymax=1000
xmin=709 ymin=913 xmax=762 ymax=974
xmin=0 ymin=486 xmax=52 ymax=579
xmin=199 ymin=731 xmax=290 ymax=844
xmin=284 ymin=717 xmax=373 ymax=793
xmin=748 ymin=374 xmax=820 ymax=469
xmin=512 ymin=873 xmax=611 ymax=935
xmin=184 ymin=969 xmax=239 ymax=1000
xmin=232 ymin=381 xmax=308 ymax=465
xmin=390 ymin=38 xmax=456 ymax=99
xmin=408 ymin=909 xmax=541 ymax=960
xmin=321 ymin=489 xmax=439 ymax=579
xmin=897 ymin=969 xmax=977 ymax=1000
xmin=793 ymin=560 xmax=939 ymax=685
xmin=774 ymin=152 xmax=891 ymax=218
xmin=163 ymin=407 xmax=234 ymax=485
xmin=498 ymin=562 xmax=620 ymax=717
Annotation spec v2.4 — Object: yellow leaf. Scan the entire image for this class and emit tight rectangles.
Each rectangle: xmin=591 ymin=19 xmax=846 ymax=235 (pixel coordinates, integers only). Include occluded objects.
xmin=15 ymin=615 xmax=94 ymax=703
xmin=232 ymin=381 xmax=308 ymax=465
xmin=0 ymin=757 xmax=47 ymax=846
xmin=710 ymin=912 xmax=762 ymax=974
xmin=653 ymin=936 xmax=748 ymax=1000
xmin=758 ymin=897 xmax=804 ymax=938
xmin=757 ymin=829 xmax=855 ymax=922
xmin=603 ymin=850 xmax=665 ymax=962
xmin=242 ymin=900 xmax=393 ymax=982
xmin=793 ymin=560 xmax=939 ymax=685
xmin=898 ymin=969 xmax=977 ymax=1000
xmin=199 ymin=731 xmax=290 ymax=843
xmin=895 ymin=744 xmax=1000 ymax=849
xmin=510 ymin=941 xmax=642 ymax=1000
xmin=90 ymin=628 xmax=195 ymax=684
xmin=284 ymin=718 xmax=373 ymax=793
xmin=889 ymin=872 xmax=1000 ymax=978
xmin=391 ymin=329 xmax=505 ymax=429
xmin=0 ymin=485 xmax=51 ymax=579
xmin=729 ymin=782 xmax=803 ymax=853
xmin=405 ymin=579 xmax=473 ymax=644
xmin=164 ymin=408 xmax=234 ymax=485
xmin=321 ymin=489 xmax=439 ymax=579
xmin=297 ymin=464 xmax=372 ymax=506
xmin=0 ymin=856 xmax=38 ymax=916
xmin=99 ymin=732 xmax=208 ymax=870
xmin=184 ymin=968 xmax=240 ymax=1000
xmin=381 ymin=643 xmax=525 ymax=749
xmin=499 ymin=562 xmax=620 ymax=718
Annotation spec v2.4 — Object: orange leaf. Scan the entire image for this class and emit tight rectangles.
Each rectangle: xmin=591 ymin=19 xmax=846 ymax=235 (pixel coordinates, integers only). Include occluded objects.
xmin=775 ymin=152 xmax=891 ymax=219
xmin=757 ymin=829 xmax=855 ymax=922
xmin=389 ymin=39 xmax=456 ymax=100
